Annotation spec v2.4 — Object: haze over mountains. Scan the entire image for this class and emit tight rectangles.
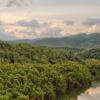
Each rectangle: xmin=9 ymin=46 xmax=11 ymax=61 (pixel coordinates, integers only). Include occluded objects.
xmin=11 ymin=33 xmax=100 ymax=48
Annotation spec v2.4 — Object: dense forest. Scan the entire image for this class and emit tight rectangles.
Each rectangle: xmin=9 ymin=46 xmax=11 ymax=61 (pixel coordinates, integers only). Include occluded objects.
xmin=0 ymin=41 xmax=100 ymax=100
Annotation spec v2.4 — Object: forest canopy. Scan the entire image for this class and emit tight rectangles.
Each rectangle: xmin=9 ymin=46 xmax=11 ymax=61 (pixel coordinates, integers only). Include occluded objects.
xmin=0 ymin=41 xmax=99 ymax=100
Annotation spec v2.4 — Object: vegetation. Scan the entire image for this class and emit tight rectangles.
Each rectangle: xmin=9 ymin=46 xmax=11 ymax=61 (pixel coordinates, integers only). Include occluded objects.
xmin=0 ymin=42 xmax=81 ymax=64
xmin=0 ymin=41 xmax=99 ymax=100
xmin=0 ymin=62 xmax=91 ymax=100
xmin=85 ymin=59 xmax=100 ymax=81
xmin=21 ymin=33 xmax=100 ymax=48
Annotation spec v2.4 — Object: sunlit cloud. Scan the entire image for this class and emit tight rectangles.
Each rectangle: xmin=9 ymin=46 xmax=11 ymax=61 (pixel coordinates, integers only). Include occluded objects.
xmin=83 ymin=18 xmax=100 ymax=33
xmin=88 ymin=24 xmax=100 ymax=33
xmin=0 ymin=24 xmax=16 ymax=40
xmin=0 ymin=17 xmax=100 ymax=40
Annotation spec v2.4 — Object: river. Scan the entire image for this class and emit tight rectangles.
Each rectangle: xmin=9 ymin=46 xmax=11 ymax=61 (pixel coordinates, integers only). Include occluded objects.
xmin=78 ymin=82 xmax=100 ymax=100
xmin=57 ymin=82 xmax=100 ymax=100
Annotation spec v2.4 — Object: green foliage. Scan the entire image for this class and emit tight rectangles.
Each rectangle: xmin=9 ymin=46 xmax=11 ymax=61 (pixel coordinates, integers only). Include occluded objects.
xmin=0 ymin=62 xmax=91 ymax=100
xmin=85 ymin=59 xmax=100 ymax=81
xmin=0 ymin=95 xmax=10 ymax=100
xmin=0 ymin=42 xmax=81 ymax=64
xmin=0 ymin=41 xmax=99 ymax=100
xmin=78 ymin=49 xmax=100 ymax=60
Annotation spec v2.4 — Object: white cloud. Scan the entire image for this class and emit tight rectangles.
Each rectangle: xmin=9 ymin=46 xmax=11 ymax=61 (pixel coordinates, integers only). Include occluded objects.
xmin=88 ymin=24 xmax=100 ymax=33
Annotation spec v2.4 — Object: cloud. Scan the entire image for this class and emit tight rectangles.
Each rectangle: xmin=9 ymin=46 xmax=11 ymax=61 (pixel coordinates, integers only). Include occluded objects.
xmin=2 ymin=18 xmax=98 ymax=40
xmin=64 ymin=20 xmax=75 ymax=26
xmin=16 ymin=19 xmax=40 ymax=28
xmin=5 ymin=0 xmax=33 ymax=8
xmin=6 ymin=0 xmax=22 ymax=7
xmin=41 ymin=27 xmax=62 ymax=38
xmin=88 ymin=24 xmax=100 ymax=33
xmin=0 ymin=25 xmax=16 ymax=40
xmin=13 ymin=26 xmax=63 ymax=39
xmin=83 ymin=18 xmax=100 ymax=27
xmin=83 ymin=18 xmax=100 ymax=33
xmin=2 ymin=19 xmax=84 ymax=39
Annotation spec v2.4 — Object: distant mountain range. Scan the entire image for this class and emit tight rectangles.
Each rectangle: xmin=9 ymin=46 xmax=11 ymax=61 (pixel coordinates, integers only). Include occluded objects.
xmin=11 ymin=33 xmax=100 ymax=48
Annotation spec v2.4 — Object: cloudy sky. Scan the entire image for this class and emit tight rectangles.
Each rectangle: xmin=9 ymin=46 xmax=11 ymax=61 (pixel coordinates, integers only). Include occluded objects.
xmin=0 ymin=0 xmax=100 ymax=40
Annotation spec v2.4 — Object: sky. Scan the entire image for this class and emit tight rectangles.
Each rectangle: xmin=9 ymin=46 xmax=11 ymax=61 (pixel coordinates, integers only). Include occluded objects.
xmin=0 ymin=0 xmax=100 ymax=40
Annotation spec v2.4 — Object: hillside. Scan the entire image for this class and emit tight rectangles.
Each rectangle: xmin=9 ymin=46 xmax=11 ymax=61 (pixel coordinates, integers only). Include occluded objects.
xmin=0 ymin=41 xmax=99 ymax=99
xmin=31 ymin=33 xmax=100 ymax=48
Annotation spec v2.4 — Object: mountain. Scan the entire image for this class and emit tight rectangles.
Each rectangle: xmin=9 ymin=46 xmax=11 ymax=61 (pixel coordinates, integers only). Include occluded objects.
xmin=31 ymin=33 xmax=100 ymax=48
xmin=11 ymin=33 xmax=100 ymax=48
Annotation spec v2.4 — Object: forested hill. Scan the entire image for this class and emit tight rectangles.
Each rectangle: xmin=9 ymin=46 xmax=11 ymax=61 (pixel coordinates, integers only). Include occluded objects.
xmin=0 ymin=40 xmax=100 ymax=64
xmin=30 ymin=33 xmax=100 ymax=48
xmin=0 ymin=41 xmax=100 ymax=100
xmin=0 ymin=41 xmax=81 ymax=64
